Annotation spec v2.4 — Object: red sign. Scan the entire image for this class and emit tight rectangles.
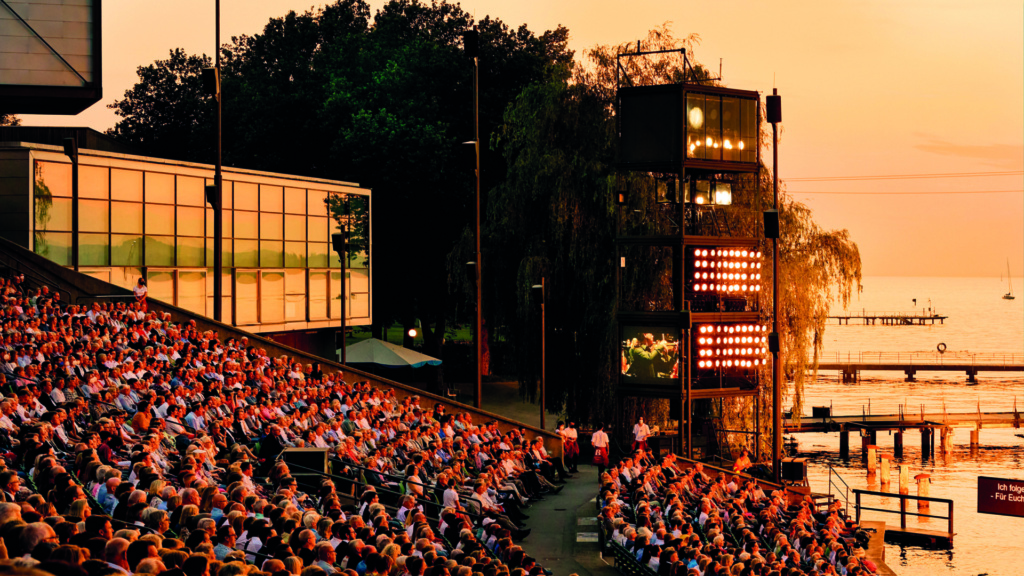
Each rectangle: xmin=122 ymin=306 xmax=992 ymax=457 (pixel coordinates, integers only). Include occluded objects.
xmin=978 ymin=476 xmax=1024 ymax=518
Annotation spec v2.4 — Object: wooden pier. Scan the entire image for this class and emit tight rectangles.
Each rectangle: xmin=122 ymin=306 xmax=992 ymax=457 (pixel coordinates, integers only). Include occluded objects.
xmin=829 ymin=310 xmax=946 ymax=325
xmin=786 ymin=403 xmax=1021 ymax=460
xmin=815 ymin=351 xmax=1023 ymax=383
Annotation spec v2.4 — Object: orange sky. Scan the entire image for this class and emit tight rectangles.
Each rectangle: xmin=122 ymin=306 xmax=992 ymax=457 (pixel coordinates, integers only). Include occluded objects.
xmin=18 ymin=0 xmax=1024 ymax=278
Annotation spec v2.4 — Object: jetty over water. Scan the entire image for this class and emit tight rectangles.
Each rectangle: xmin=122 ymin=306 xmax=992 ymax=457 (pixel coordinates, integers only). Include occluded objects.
xmin=829 ymin=310 xmax=947 ymax=325
xmin=786 ymin=403 xmax=1021 ymax=459
xmin=815 ymin=351 xmax=1024 ymax=382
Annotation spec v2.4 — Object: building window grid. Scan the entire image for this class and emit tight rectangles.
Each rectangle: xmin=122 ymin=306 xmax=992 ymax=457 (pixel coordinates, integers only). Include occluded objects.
xmin=32 ymin=159 xmax=367 ymax=327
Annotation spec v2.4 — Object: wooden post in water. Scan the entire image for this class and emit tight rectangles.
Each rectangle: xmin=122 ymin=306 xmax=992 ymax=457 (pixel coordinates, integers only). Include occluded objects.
xmin=915 ymin=473 xmax=931 ymax=510
xmin=880 ymin=454 xmax=891 ymax=486
xmin=941 ymin=427 xmax=952 ymax=453
xmin=866 ymin=445 xmax=878 ymax=475
xmin=970 ymin=427 xmax=979 ymax=448
xmin=921 ymin=428 xmax=932 ymax=460
xmin=899 ymin=464 xmax=910 ymax=494
xmin=894 ymin=429 xmax=904 ymax=458
xmin=839 ymin=429 xmax=850 ymax=459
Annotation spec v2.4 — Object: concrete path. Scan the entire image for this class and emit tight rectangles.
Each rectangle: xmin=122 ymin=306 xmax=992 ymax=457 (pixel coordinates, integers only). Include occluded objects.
xmin=518 ymin=464 xmax=618 ymax=576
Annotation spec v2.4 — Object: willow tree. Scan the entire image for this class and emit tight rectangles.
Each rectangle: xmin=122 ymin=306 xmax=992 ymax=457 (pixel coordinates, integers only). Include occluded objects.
xmin=487 ymin=25 xmax=861 ymax=453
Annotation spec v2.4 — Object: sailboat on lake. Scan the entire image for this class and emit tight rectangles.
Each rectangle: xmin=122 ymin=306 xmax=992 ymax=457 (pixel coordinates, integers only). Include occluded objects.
xmin=1004 ymin=259 xmax=1015 ymax=300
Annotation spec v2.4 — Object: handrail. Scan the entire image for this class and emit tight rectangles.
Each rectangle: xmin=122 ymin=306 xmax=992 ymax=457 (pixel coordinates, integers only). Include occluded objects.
xmin=77 ymin=294 xmax=137 ymax=300
xmin=815 ymin=351 xmax=1024 ymax=366
xmin=827 ymin=464 xmax=850 ymax=517
xmin=79 ymin=395 xmax=203 ymax=434
xmin=283 ymin=460 xmax=487 ymax=523
xmin=0 ymin=261 xmax=73 ymax=304
xmin=853 ymin=488 xmax=954 ymax=538
xmin=330 ymin=457 xmax=436 ymax=491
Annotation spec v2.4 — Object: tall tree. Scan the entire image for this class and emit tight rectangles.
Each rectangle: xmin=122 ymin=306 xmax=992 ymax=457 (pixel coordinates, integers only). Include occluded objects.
xmin=107 ymin=1 xmax=573 ymax=375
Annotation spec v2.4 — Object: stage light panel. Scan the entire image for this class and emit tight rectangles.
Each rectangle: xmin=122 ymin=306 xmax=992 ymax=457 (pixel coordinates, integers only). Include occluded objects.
xmin=694 ymin=322 xmax=768 ymax=371
xmin=687 ymin=246 xmax=763 ymax=297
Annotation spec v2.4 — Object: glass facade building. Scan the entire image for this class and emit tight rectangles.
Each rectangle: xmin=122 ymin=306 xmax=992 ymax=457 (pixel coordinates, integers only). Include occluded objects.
xmin=0 ymin=141 xmax=371 ymax=335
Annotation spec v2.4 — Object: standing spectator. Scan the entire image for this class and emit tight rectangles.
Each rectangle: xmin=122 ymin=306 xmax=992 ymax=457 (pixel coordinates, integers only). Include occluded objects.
xmin=591 ymin=424 xmax=609 ymax=477
xmin=632 ymin=417 xmax=650 ymax=452
xmin=557 ymin=421 xmax=579 ymax=474
xmin=133 ymin=278 xmax=148 ymax=310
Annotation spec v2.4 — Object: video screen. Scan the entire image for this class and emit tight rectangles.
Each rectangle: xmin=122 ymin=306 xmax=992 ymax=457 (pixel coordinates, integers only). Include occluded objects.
xmin=621 ymin=326 xmax=680 ymax=381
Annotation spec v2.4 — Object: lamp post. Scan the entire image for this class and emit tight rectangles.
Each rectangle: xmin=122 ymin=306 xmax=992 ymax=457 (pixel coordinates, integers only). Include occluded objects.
xmin=767 ymin=88 xmax=782 ymax=483
xmin=463 ymin=27 xmax=482 ymax=409
xmin=332 ymin=231 xmax=347 ymax=364
xmin=201 ymin=0 xmax=225 ymax=322
xmin=532 ymin=278 xmax=546 ymax=430
xmin=337 ymin=196 xmax=354 ymax=362
xmin=61 ymin=137 xmax=78 ymax=273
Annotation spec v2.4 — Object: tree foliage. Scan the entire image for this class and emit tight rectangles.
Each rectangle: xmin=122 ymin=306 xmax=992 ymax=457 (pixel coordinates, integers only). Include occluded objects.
xmin=108 ymin=1 xmax=572 ymax=368
xmin=488 ymin=26 xmax=861 ymax=448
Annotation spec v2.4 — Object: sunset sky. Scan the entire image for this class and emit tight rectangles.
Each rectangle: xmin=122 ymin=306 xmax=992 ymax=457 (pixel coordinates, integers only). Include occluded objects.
xmin=18 ymin=0 xmax=1024 ymax=279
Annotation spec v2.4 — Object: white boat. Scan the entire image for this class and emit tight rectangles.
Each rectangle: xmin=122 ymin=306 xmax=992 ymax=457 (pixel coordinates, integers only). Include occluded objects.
xmin=1004 ymin=259 xmax=1015 ymax=300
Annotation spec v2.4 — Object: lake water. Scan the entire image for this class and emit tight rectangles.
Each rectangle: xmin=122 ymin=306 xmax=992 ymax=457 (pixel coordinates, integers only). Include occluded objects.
xmin=791 ymin=276 xmax=1024 ymax=576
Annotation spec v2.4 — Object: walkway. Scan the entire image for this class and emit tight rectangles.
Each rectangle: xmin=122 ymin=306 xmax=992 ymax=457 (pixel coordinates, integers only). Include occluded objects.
xmin=521 ymin=464 xmax=618 ymax=576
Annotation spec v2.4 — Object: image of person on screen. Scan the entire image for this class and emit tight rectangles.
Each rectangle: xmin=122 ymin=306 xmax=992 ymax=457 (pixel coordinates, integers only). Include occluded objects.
xmin=624 ymin=333 xmax=676 ymax=378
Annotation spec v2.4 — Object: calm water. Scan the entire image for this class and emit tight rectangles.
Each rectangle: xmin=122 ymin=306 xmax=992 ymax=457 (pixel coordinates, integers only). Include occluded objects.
xmin=791 ymin=277 xmax=1024 ymax=576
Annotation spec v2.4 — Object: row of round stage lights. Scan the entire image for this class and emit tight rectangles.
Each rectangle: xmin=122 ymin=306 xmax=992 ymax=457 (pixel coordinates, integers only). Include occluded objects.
xmin=696 ymin=324 xmax=768 ymax=369
xmin=692 ymin=248 xmax=763 ymax=293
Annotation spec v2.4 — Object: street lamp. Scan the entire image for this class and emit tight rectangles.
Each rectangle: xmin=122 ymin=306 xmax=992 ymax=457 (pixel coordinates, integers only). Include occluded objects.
xmin=201 ymin=0 xmax=224 ymax=322
xmin=465 ymin=260 xmax=481 ymax=406
xmin=532 ymin=279 xmax=546 ymax=430
xmin=766 ymin=87 xmax=782 ymax=483
xmin=61 ymin=137 xmax=78 ymax=272
xmin=463 ymin=26 xmax=482 ymax=409
xmin=332 ymin=231 xmax=347 ymax=364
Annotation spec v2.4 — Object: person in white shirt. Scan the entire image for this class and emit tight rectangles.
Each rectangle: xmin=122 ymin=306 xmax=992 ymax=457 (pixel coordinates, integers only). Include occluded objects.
xmin=558 ymin=421 xmax=580 ymax=473
xmin=591 ymin=423 xmax=610 ymax=476
xmin=632 ymin=417 xmax=651 ymax=452
xmin=133 ymin=278 xmax=148 ymax=311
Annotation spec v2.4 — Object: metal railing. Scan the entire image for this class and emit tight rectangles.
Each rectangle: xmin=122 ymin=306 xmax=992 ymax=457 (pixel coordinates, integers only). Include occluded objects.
xmin=827 ymin=464 xmax=851 ymax=517
xmin=817 ymin=351 xmax=1024 ymax=366
xmin=0 ymin=261 xmax=73 ymax=304
xmin=853 ymin=488 xmax=954 ymax=540
xmin=829 ymin=310 xmax=944 ymax=318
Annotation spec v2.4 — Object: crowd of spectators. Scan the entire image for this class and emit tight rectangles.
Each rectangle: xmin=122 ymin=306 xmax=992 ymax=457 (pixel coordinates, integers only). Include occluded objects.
xmin=0 ymin=273 xmax=577 ymax=576
xmin=597 ymin=449 xmax=878 ymax=576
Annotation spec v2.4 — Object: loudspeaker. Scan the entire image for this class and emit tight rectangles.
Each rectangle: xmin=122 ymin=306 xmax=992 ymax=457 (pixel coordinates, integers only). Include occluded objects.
xmin=781 ymin=457 xmax=806 ymax=482
xmin=62 ymin=137 xmax=77 ymax=162
xmin=205 ymin=184 xmax=217 ymax=207
xmin=331 ymin=232 xmax=346 ymax=255
xmin=462 ymin=29 xmax=479 ymax=58
xmin=768 ymin=332 xmax=780 ymax=353
xmin=202 ymin=67 xmax=220 ymax=96
xmin=766 ymin=93 xmax=782 ymax=124
xmin=764 ymin=210 xmax=780 ymax=239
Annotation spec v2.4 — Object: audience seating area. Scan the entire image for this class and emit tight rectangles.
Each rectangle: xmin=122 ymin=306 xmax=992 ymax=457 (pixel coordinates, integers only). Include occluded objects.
xmin=595 ymin=451 xmax=878 ymax=576
xmin=0 ymin=270 xmax=578 ymax=576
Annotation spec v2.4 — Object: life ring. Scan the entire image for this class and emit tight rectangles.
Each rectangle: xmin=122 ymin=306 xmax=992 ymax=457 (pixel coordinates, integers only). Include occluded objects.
xmin=937 ymin=342 xmax=947 ymax=353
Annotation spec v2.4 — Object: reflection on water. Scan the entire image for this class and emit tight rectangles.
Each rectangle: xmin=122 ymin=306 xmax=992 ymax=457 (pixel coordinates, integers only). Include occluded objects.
xmin=794 ymin=378 xmax=1024 ymax=576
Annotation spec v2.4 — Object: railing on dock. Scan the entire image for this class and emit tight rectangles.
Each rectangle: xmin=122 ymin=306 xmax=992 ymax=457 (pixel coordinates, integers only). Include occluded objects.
xmin=828 ymin=465 xmax=851 ymax=517
xmin=818 ymin=351 xmax=1024 ymax=366
xmin=853 ymin=488 xmax=954 ymax=540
